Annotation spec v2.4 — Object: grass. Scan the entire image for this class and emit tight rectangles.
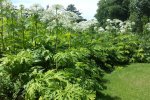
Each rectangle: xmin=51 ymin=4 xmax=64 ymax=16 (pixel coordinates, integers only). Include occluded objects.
xmin=102 ymin=63 xmax=150 ymax=100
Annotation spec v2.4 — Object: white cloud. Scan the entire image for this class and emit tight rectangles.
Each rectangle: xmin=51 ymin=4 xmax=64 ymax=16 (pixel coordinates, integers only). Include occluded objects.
xmin=11 ymin=0 xmax=99 ymax=20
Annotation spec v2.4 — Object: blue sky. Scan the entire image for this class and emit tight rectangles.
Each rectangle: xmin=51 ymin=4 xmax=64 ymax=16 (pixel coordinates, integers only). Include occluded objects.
xmin=11 ymin=0 xmax=99 ymax=20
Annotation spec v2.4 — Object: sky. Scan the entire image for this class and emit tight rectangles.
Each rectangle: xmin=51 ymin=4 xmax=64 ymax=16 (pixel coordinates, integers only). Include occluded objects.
xmin=11 ymin=0 xmax=99 ymax=20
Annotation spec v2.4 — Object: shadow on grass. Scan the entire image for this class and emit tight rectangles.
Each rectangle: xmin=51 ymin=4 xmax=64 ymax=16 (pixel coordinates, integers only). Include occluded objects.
xmin=96 ymin=76 xmax=121 ymax=100
xmin=96 ymin=92 xmax=121 ymax=100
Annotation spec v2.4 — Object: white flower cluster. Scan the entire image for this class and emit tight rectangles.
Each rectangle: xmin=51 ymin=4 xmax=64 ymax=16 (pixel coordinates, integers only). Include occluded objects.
xmin=97 ymin=27 xmax=105 ymax=32
xmin=93 ymin=26 xmax=105 ymax=33
xmin=1 ymin=0 xmax=13 ymax=9
xmin=60 ymin=11 xmax=79 ymax=29
xmin=40 ymin=4 xmax=79 ymax=30
xmin=30 ymin=4 xmax=44 ymax=14
xmin=73 ymin=19 xmax=98 ymax=32
xmin=120 ymin=21 xmax=135 ymax=33
xmin=105 ymin=19 xmax=135 ymax=33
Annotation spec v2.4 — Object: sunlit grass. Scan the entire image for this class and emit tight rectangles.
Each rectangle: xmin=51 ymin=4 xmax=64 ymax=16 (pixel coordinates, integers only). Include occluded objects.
xmin=103 ymin=63 xmax=150 ymax=100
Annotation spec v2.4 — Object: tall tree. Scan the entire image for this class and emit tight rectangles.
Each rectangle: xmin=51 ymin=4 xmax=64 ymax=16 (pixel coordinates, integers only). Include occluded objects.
xmin=66 ymin=4 xmax=86 ymax=22
xmin=95 ymin=0 xmax=130 ymax=26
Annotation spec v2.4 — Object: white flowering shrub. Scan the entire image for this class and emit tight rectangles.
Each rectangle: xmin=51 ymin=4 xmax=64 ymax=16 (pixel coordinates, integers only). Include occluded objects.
xmin=40 ymin=4 xmax=79 ymax=31
xmin=71 ymin=18 xmax=135 ymax=34
xmin=73 ymin=19 xmax=98 ymax=32
xmin=97 ymin=27 xmax=105 ymax=32
xmin=105 ymin=19 xmax=135 ymax=33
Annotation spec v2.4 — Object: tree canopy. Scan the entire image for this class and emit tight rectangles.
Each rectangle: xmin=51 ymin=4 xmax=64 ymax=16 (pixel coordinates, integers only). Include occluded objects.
xmin=95 ymin=0 xmax=130 ymax=26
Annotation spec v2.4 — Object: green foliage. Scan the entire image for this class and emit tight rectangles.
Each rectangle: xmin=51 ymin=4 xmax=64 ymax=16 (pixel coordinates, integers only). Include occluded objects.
xmin=25 ymin=69 xmax=97 ymax=100
xmin=54 ymin=48 xmax=90 ymax=68
xmin=0 ymin=51 xmax=34 ymax=100
xmin=0 ymin=50 xmax=41 ymax=99
xmin=138 ymin=0 xmax=150 ymax=16
xmin=0 ymin=70 xmax=13 ymax=100
xmin=88 ymin=33 xmax=143 ymax=71
xmin=0 ymin=50 xmax=34 ymax=76
xmin=138 ymin=34 xmax=150 ymax=62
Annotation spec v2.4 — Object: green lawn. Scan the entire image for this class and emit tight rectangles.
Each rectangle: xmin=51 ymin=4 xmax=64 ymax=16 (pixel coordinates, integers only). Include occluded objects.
xmin=102 ymin=63 xmax=150 ymax=100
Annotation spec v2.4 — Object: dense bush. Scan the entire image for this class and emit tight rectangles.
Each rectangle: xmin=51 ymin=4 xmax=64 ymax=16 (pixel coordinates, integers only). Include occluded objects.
xmin=0 ymin=31 xmax=146 ymax=99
